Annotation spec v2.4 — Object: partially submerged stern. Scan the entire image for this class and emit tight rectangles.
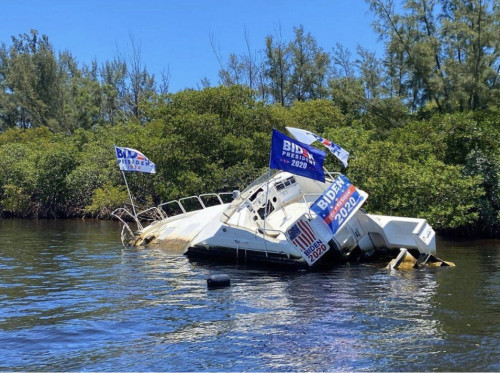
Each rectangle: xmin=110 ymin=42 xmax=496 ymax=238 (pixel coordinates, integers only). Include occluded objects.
xmin=115 ymin=171 xmax=454 ymax=270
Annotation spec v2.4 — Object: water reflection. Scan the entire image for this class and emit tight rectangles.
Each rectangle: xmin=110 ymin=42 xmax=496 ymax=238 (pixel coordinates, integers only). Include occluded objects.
xmin=0 ymin=220 xmax=499 ymax=371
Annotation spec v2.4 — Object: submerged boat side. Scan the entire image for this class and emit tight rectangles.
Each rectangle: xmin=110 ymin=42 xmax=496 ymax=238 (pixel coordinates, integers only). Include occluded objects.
xmin=126 ymin=170 xmax=451 ymax=269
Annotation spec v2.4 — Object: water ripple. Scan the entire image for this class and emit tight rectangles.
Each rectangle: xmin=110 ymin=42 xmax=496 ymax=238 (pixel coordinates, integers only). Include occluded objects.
xmin=0 ymin=220 xmax=499 ymax=371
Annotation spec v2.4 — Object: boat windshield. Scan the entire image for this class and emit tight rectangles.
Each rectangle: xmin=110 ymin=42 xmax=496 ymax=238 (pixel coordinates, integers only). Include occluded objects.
xmin=241 ymin=169 xmax=280 ymax=194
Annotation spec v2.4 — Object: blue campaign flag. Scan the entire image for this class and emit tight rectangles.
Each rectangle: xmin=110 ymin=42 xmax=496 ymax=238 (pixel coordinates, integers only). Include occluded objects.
xmin=310 ymin=175 xmax=366 ymax=235
xmin=269 ymin=129 xmax=326 ymax=182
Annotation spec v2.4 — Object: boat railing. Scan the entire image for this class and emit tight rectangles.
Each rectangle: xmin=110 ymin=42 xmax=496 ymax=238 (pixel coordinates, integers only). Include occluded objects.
xmin=179 ymin=195 xmax=205 ymax=210
xmin=256 ymin=227 xmax=286 ymax=239
xmin=200 ymin=193 xmax=227 ymax=206
xmin=111 ymin=207 xmax=143 ymax=247
xmin=115 ymin=192 xmax=233 ymax=227
xmin=136 ymin=206 xmax=167 ymax=221
xmin=112 ymin=191 xmax=233 ymax=247
xmin=157 ymin=192 xmax=233 ymax=218
xmin=112 ymin=207 xmax=143 ymax=229
xmin=302 ymin=193 xmax=322 ymax=217
xmin=254 ymin=227 xmax=288 ymax=258
xmin=157 ymin=199 xmax=186 ymax=216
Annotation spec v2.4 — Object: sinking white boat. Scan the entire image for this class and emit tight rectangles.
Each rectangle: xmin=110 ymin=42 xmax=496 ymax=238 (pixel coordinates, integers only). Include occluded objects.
xmin=114 ymin=170 xmax=453 ymax=269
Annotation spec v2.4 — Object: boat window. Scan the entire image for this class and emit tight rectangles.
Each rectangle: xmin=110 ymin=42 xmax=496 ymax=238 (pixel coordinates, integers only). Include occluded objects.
xmin=241 ymin=169 xmax=279 ymax=194
xmin=249 ymin=188 xmax=264 ymax=202
xmin=277 ymin=176 xmax=296 ymax=190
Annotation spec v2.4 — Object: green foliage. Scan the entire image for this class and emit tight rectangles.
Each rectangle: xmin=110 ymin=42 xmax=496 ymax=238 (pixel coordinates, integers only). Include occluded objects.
xmin=347 ymin=110 xmax=499 ymax=235
xmin=366 ymin=0 xmax=500 ymax=113
xmin=0 ymin=21 xmax=498 ymax=236
xmin=1 ymin=184 xmax=32 ymax=217
xmin=143 ymin=86 xmax=272 ymax=200
xmin=0 ymin=126 xmax=53 ymax=145
xmin=0 ymin=142 xmax=40 ymax=217
xmin=35 ymin=142 xmax=78 ymax=217
xmin=329 ymin=77 xmax=366 ymax=117
xmin=0 ymin=30 xmax=159 ymax=133
xmin=85 ymin=183 xmax=129 ymax=219
xmin=288 ymin=100 xmax=345 ymax=133
xmin=349 ymin=142 xmax=483 ymax=230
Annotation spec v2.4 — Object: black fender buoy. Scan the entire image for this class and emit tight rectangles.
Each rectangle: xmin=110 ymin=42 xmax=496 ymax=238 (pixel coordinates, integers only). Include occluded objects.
xmin=207 ymin=274 xmax=230 ymax=289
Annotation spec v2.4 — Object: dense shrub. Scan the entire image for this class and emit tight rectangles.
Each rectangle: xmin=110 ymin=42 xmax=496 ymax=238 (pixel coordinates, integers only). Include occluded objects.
xmin=0 ymin=86 xmax=498 ymax=237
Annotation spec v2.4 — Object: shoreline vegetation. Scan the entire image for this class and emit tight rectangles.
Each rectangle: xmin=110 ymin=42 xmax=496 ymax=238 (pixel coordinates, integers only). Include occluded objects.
xmin=0 ymin=1 xmax=499 ymax=238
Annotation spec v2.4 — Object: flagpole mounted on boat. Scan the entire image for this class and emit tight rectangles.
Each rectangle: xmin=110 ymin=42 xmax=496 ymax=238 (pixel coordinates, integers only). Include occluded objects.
xmin=261 ymin=166 xmax=271 ymax=257
xmin=120 ymin=169 xmax=142 ymax=230
xmin=114 ymin=145 xmax=157 ymax=231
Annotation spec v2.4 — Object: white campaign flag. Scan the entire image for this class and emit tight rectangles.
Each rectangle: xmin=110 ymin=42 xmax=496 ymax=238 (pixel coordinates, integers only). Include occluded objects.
xmin=317 ymin=138 xmax=349 ymax=168
xmin=285 ymin=127 xmax=318 ymax=145
xmin=114 ymin=146 xmax=156 ymax=174
xmin=286 ymin=127 xmax=349 ymax=168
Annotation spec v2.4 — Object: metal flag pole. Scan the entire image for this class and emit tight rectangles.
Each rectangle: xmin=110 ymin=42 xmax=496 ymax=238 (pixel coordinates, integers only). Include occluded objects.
xmin=261 ymin=146 xmax=275 ymax=257
xmin=323 ymin=166 xmax=340 ymax=181
xmin=263 ymin=167 xmax=272 ymax=222
xmin=263 ymin=135 xmax=276 ymax=225
xmin=121 ymin=170 xmax=143 ymax=230
xmin=261 ymin=167 xmax=271 ymax=258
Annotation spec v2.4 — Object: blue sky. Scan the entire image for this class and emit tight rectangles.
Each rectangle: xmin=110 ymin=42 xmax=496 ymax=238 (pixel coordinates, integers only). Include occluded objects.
xmin=0 ymin=0 xmax=382 ymax=92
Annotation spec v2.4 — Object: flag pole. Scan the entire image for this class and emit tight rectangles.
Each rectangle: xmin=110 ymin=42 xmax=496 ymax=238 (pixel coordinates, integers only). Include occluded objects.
xmin=263 ymin=167 xmax=272 ymax=222
xmin=261 ymin=167 xmax=271 ymax=258
xmin=323 ymin=166 xmax=335 ymax=180
xmin=261 ymin=138 xmax=276 ymax=258
xmin=121 ymin=170 xmax=142 ymax=230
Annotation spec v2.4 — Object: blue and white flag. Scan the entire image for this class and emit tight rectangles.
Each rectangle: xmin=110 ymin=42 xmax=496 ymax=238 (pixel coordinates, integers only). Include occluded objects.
xmin=310 ymin=175 xmax=365 ymax=235
xmin=269 ymin=129 xmax=326 ymax=182
xmin=286 ymin=127 xmax=349 ymax=168
xmin=114 ymin=146 xmax=156 ymax=174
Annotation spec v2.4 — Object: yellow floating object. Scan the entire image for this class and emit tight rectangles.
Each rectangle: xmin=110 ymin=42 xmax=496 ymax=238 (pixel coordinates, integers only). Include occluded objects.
xmin=387 ymin=248 xmax=417 ymax=270
xmin=387 ymin=248 xmax=455 ymax=270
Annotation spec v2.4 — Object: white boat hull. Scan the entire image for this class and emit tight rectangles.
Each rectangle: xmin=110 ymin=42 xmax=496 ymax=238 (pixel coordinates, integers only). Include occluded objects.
xmin=130 ymin=171 xmax=440 ymax=268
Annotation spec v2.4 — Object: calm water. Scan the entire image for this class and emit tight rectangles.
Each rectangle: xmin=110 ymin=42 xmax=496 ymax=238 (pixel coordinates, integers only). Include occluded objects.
xmin=0 ymin=219 xmax=499 ymax=372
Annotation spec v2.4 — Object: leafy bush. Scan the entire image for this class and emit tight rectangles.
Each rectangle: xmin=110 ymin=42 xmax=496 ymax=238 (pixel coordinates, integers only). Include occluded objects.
xmin=85 ymin=183 xmax=129 ymax=219
xmin=0 ymin=86 xmax=498 ymax=237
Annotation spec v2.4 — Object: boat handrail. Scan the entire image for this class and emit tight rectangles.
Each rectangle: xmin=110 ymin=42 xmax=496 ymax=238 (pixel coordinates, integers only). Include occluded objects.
xmin=158 ymin=199 xmax=187 ymax=215
xmin=157 ymin=192 xmax=232 ymax=219
xmin=199 ymin=193 xmax=222 ymax=205
xmin=179 ymin=195 xmax=206 ymax=209
xmin=302 ymin=193 xmax=322 ymax=216
xmin=111 ymin=207 xmax=143 ymax=231
xmin=113 ymin=192 xmax=232 ymax=242
xmin=256 ymin=227 xmax=286 ymax=239
xmin=136 ymin=206 xmax=166 ymax=221
xmin=199 ymin=192 xmax=233 ymax=205
xmin=324 ymin=170 xmax=341 ymax=182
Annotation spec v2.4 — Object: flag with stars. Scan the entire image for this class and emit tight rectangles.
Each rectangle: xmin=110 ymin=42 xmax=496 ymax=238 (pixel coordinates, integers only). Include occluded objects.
xmin=286 ymin=216 xmax=330 ymax=265
xmin=286 ymin=127 xmax=349 ymax=168
xmin=269 ymin=129 xmax=326 ymax=182
xmin=310 ymin=175 xmax=366 ymax=235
